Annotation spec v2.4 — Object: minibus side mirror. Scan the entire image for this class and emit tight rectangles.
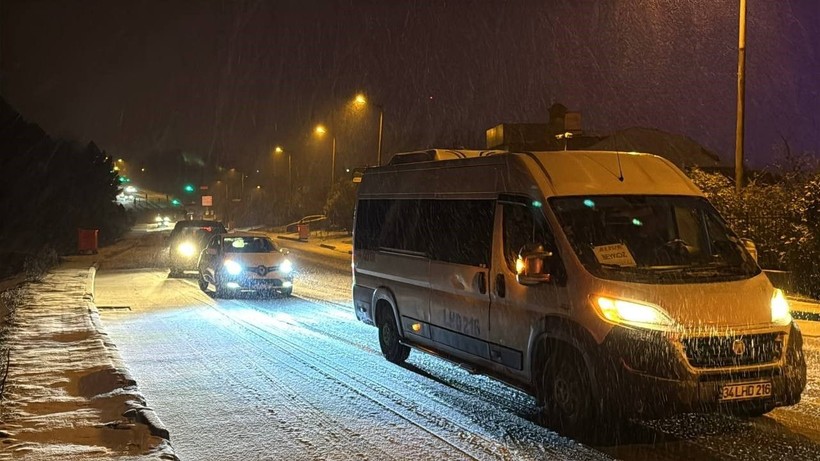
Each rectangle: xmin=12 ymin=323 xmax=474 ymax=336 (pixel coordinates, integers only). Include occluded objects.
xmin=741 ymin=238 xmax=758 ymax=262
xmin=516 ymin=244 xmax=553 ymax=286
xmin=280 ymin=248 xmax=290 ymax=255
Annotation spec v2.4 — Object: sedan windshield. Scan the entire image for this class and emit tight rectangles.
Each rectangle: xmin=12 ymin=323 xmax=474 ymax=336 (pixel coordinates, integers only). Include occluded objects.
xmin=550 ymin=195 xmax=760 ymax=283
xmin=224 ymin=237 xmax=277 ymax=253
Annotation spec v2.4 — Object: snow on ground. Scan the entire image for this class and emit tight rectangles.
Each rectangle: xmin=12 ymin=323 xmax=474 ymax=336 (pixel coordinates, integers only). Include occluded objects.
xmin=0 ymin=258 xmax=175 ymax=459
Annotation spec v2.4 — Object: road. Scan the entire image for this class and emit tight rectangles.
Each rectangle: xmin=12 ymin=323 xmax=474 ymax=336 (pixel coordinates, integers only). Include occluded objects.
xmin=93 ymin=230 xmax=820 ymax=460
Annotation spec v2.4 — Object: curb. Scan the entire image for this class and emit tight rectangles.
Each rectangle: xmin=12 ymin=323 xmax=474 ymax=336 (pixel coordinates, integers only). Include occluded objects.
xmin=85 ymin=265 xmax=176 ymax=453
xmin=277 ymin=235 xmax=304 ymax=242
xmin=276 ymin=234 xmax=353 ymax=254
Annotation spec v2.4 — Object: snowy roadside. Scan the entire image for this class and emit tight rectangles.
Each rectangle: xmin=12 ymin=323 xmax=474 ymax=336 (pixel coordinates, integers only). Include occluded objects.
xmin=0 ymin=259 xmax=176 ymax=459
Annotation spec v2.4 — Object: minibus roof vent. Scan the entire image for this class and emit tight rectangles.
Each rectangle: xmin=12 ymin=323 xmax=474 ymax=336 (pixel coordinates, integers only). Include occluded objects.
xmin=388 ymin=149 xmax=507 ymax=165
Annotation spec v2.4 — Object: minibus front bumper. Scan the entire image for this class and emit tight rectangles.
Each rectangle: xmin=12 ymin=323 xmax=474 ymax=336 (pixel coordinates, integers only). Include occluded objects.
xmin=597 ymin=323 xmax=807 ymax=419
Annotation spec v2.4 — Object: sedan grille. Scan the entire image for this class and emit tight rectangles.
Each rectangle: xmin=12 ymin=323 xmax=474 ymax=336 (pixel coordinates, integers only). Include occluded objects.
xmin=681 ymin=333 xmax=783 ymax=368
xmin=246 ymin=265 xmax=278 ymax=276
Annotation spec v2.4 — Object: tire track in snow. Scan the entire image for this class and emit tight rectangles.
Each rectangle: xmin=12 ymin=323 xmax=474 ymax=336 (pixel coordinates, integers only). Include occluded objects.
xmin=203 ymin=299 xmax=604 ymax=460
xmin=131 ymin=298 xmax=405 ymax=461
xmin=204 ymin=301 xmax=489 ymax=460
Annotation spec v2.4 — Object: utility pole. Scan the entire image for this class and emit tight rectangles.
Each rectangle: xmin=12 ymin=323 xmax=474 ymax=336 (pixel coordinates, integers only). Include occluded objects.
xmin=734 ymin=0 xmax=747 ymax=193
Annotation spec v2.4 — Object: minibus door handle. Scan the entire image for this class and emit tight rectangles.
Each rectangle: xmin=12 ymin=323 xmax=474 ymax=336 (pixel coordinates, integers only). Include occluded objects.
xmin=496 ymin=273 xmax=506 ymax=298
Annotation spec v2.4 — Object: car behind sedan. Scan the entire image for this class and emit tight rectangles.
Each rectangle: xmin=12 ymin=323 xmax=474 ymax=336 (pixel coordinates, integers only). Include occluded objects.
xmin=168 ymin=220 xmax=227 ymax=277
xmin=198 ymin=232 xmax=294 ymax=298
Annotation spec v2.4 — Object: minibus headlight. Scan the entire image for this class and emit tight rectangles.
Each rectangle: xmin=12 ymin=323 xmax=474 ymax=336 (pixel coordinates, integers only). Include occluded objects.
xmin=280 ymin=259 xmax=293 ymax=274
xmin=771 ymin=288 xmax=792 ymax=325
xmin=223 ymin=260 xmax=243 ymax=275
xmin=177 ymin=242 xmax=196 ymax=257
xmin=595 ymin=296 xmax=675 ymax=331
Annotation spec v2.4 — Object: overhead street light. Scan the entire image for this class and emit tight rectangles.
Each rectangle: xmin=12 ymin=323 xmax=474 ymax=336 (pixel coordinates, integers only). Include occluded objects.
xmin=274 ymin=145 xmax=292 ymax=212
xmin=353 ymin=93 xmax=385 ymax=166
xmin=314 ymin=125 xmax=336 ymax=188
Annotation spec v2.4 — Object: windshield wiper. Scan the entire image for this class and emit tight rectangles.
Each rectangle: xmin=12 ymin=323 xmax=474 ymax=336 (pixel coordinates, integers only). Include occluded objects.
xmin=598 ymin=263 xmax=643 ymax=271
xmin=680 ymin=263 xmax=748 ymax=277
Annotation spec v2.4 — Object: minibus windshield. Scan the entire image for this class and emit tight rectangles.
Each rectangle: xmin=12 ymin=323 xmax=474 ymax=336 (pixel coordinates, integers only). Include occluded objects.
xmin=550 ymin=195 xmax=760 ymax=283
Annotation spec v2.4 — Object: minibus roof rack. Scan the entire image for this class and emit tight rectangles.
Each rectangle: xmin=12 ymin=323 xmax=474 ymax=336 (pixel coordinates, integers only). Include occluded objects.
xmin=388 ymin=149 xmax=508 ymax=165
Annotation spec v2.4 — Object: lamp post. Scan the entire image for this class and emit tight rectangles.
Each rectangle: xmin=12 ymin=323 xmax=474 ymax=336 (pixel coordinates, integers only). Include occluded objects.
xmin=315 ymin=124 xmax=336 ymax=188
xmin=734 ymin=0 xmax=747 ymax=193
xmin=274 ymin=146 xmax=292 ymax=212
xmin=354 ymin=93 xmax=385 ymax=166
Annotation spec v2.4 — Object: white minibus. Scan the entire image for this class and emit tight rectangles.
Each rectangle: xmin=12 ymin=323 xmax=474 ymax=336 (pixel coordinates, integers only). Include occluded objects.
xmin=352 ymin=149 xmax=806 ymax=437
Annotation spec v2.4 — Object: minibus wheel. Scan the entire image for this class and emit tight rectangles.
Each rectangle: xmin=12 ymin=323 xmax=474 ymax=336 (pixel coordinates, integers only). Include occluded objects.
xmin=538 ymin=348 xmax=594 ymax=437
xmin=378 ymin=310 xmax=410 ymax=364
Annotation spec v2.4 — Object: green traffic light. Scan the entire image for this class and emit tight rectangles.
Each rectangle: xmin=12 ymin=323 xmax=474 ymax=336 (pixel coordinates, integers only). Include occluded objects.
xmin=184 ymin=184 xmax=195 ymax=193
xmin=171 ymin=199 xmax=181 ymax=206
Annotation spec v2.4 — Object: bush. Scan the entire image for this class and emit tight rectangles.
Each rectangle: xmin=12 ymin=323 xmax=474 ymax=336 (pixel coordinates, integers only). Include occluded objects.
xmin=323 ymin=179 xmax=358 ymax=232
xmin=688 ymin=167 xmax=820 ymax=298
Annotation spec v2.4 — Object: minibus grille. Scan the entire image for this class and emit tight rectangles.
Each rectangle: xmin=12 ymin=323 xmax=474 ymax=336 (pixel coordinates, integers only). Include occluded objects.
xmin=681 ymin=333 xmax=783 ymax=368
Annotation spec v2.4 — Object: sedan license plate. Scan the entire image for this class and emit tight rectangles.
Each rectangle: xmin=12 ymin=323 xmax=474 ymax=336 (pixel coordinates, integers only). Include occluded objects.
xmin=719 ymin=381 xmax=772 ymax=401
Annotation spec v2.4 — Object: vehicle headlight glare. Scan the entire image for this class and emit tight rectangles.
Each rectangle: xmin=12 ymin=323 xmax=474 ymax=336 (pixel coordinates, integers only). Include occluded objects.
xmin=595 ymin=296 xmax=675 ymax=331
xmin=178 ymin=242 xmax=196 ymax=257
xmin=771 ymin=288 xmax=791 ymax=325
xmin=280 ymin=259 xmax=293 ymax=274
xmin=223 ymin=260 xmax=242 ymax=275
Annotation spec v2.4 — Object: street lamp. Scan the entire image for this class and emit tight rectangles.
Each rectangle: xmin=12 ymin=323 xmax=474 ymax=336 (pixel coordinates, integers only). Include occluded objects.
xmin=353 ymin=93 xmax=385 ymax=166
xmin=314 ymin=124 xmax=336 ymax=188
xmin=274 ymin=145 xmax=292 ymax=212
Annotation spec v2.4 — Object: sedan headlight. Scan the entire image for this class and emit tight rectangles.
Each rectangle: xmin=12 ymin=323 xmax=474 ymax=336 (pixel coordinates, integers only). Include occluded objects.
xmin=177 ymin=242 xmax=196 ymax=257
xmin=223 ymin=260 xmax=243 ymax=275
xmin=594 ymin=296 xmax=676 ymax=331
xmin=280 ymin=259 xmax=293 ymax=274
xmin=771 ymin=288 xmax=792 ymax=325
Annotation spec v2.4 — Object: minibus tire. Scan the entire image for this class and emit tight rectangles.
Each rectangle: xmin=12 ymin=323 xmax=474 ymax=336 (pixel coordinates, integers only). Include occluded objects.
xmin=538 ymin=349 xmax=594 ymax=438
xmin=378 ymin=311 xmax=410 ymax=364
xmin=198 ymin=274 xmax=208 ymax=292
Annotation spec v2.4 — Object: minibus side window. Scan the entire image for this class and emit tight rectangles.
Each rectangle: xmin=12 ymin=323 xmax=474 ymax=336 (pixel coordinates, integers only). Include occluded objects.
xmin=381 ymin=200 xmax=424 ymax=253
xmin=426 ymin=200 xmax=494 ymax=267
xmin=354 ymin=199 xmax=387 ymax=250
xmin=355 ymin=199 xmax=492 ymax=263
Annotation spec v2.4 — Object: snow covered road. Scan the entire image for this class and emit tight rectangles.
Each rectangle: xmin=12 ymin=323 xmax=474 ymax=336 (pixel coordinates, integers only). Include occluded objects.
xmin=90 ymin=231 xmax=820 ymax=461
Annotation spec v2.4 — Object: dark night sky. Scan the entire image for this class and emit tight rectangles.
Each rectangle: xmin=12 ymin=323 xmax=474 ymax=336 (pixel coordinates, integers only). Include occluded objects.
xmin=2 ymin=0 xmax=819 ymax=178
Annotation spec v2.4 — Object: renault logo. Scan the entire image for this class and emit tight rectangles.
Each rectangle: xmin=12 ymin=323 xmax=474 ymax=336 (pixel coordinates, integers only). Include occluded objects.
xmin=732 ymin=339 xmax=746 ymax=356
xmin=256 ymin=265 xmax=267 ymax=276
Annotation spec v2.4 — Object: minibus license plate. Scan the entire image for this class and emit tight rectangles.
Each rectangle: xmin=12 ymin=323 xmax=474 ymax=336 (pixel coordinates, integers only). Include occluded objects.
xmin=720 ymin=381 xmax=772 ymax=401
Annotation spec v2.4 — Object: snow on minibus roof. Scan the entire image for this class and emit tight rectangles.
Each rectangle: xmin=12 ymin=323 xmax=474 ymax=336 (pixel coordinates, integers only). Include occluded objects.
xmin=387 ymin=149 xmax=506 ymax=165
xmin=383 ymin=149 xmax=703 ymax=197
xmin=527 ymin=150 xmax=704 ymax=197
